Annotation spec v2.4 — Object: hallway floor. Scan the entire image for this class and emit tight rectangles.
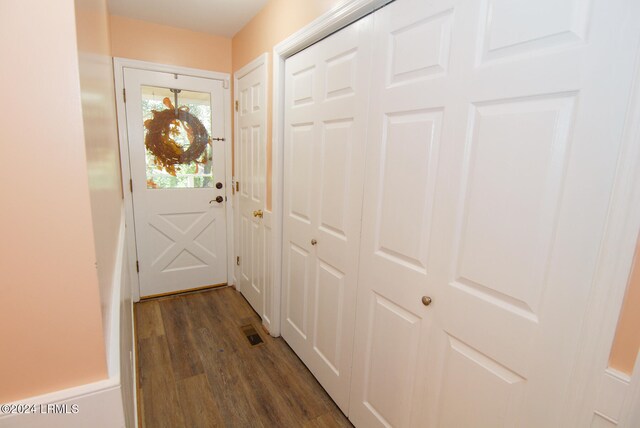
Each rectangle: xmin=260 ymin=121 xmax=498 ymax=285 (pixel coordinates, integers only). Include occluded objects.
xmin=135 ymin=286 xmax=352 ymax=427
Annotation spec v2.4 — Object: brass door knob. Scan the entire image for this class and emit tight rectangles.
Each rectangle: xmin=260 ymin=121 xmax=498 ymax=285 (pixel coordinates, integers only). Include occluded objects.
xmin=253 ymin=209 xmax=264 ymax=218
xmin=311 ymin=239 xmax=317 ymax=246
xmin=422 ymin=296 xmax=432 ymax=306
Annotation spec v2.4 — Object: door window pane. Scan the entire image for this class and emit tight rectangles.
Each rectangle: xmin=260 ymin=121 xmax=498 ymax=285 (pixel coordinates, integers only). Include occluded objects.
xmin=141 ymin=85 xmax=213 ymax=188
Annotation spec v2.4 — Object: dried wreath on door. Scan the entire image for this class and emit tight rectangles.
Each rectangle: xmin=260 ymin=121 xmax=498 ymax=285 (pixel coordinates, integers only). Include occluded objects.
xmin=144 ymin=97 xmax=211 ymax=177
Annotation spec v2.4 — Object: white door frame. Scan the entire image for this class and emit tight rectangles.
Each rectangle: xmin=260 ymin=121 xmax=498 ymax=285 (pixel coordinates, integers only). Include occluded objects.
xmin=233 ymin=53 xmax=271 ymax=327
xmin=113 ymin=58 xmax=234 ymax=302
xmin=270 ymin=0 xmax=640 ymax=420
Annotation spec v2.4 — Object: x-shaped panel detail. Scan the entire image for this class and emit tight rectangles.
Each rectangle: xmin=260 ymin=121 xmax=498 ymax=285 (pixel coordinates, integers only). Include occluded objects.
xmin=149 ymin=211 xmax=218 ymax=272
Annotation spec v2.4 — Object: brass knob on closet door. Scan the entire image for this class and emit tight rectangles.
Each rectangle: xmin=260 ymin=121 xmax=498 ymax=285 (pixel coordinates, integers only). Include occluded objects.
xmin=253 ymin=210 xmax=263 ymax=218
xmin=422 ymin=296 xmax=432 ymax=306
xmin=311 ymin=239 xmax=317 ymax=246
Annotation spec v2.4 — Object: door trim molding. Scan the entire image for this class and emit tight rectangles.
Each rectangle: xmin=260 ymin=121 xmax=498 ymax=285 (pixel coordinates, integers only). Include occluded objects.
xmin=271 ymin=0 xmax=392 ymax=337
xmin=113 ymin=57 xmax=233 ymax=302
xmin=233 ymin=53 xmax=270 ymax=324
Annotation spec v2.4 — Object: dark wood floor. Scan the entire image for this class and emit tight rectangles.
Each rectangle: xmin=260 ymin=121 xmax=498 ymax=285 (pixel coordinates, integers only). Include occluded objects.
xmin=135 ymin=286 xmax=353 ymax=428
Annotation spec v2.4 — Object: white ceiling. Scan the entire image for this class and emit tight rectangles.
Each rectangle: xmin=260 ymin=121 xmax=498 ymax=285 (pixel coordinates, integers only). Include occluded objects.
xmin=107 ymin=0 xmax=269 ymax=37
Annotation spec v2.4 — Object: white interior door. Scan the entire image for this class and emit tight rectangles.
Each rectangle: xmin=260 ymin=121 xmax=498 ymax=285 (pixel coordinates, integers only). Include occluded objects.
xmin=236 ymin=57 xmax=267 ymax=317
xmin=348 ymin=0 xmax=640 ymax=427
xmin=281 ymin=16 xmax=373 ymax=413
xmin=124 ymin=68 xmax=228 ymax=298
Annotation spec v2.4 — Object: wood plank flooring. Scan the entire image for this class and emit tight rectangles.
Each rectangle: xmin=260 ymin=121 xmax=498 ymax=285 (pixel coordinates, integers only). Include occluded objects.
xmin=135 ymin=286 xmax=353 ymax=428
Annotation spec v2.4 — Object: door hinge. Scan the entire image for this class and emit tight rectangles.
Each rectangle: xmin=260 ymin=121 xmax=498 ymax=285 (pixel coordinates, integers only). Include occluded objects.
xmin=136 ymin=260 xmax=139 ymax=272
xmin=129 ymin=178 xmax=133 ymax=193
xmin=236 ymin=256 xmax=240 ymax=266
xmin=236 ymin=181 xmax=239 ymax=192
xmin=235 ymin=100 xmax=239 ymax=111
xmin=123 ymin=88 xmax=126 ymax=103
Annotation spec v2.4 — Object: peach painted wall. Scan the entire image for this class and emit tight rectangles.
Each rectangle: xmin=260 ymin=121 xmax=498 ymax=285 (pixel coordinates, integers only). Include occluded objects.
xmin=109 ymin=15 xmax=232 ymax=73
xmin=232 ymin=0 xmax=344 ymax=208
xmin=0 ymin=0 xmax=107 ymax=402
xmin=610 ymin=235 xmax=640 ymax=374
xmin=75 ymin=0 xmax=124 ymax=346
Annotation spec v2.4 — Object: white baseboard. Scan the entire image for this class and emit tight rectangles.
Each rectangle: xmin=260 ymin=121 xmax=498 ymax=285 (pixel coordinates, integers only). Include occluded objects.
xmin=0 ymin=379 xmax=125 ymax=428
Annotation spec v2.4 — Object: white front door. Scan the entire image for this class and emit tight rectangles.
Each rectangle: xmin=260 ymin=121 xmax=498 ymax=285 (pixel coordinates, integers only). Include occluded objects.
xmin=348 ymin=0 xmax=640 ymax=427
xmin=236 ymin=57 xmax=267 ymax=317
xmin=281 ymin=16 xmax=373 ymax=413
xmin=124 ymin=68 xmax=228 ymax=298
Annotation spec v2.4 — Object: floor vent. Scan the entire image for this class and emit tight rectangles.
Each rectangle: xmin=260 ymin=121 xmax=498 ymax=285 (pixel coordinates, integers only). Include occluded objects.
xmin=241 ymin=324 xmax=264 ymax=347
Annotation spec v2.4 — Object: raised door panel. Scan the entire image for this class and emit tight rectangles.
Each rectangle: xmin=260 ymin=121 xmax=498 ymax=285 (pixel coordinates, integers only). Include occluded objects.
xmin=288 ymin=124 xmax=315 ymax=224
xmin=389 ymin=9 xmax=453 ymax=84
xmin=374 ymin=109 xmax=442 ymax=275
xmin=251 ymin=124 xmax=264 ymax=204
xmin=239 ymin=126 xmax=250 ymax=200
xmin=263 ymin=220 xmax=273 ymax=326
xmin=359 ymin=295 xmax=422 ymax=428
xmin=240 ymin=215 xmax=251 ymax=285
xmin=478 ymin=0 xmax=589 ymax=63
xmin=313 ymin=261 xmax=345 ymax=374
xmin=318 ymin=119 xmax=353 ymax=242
xmin=455 ymin=95 xmax=575 ymax=318
xmin=250 ymin=220 xmax=263 ymax=298
xmin=286 ymin=243 xmax=311 ymax=339
xmin=437 ymin=335 xmax=525 ymax=427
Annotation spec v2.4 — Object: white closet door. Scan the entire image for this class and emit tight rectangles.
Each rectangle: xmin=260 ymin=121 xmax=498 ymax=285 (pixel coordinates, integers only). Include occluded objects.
xmin=281 ymin=15 xmax=373 ymax=413
xmin=349 ymin=0 xmax=640 ymax=427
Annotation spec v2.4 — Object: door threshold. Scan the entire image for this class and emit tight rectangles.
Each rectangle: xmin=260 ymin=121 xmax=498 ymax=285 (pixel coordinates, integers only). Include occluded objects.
xmin=140 ymin=283 xmax=228 ymax=301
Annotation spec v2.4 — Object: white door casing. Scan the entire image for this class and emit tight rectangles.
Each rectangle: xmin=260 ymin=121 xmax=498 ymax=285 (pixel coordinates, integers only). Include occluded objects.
xmin=348 ymin=0 xmax=640 ymax=427
xmin=235 ymin=54 xmax=269 ymax=319
xmin=281 ymin=15 xmax=374 ymax=414
xmin=124 ymin=68 xmax=228 ymax=298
